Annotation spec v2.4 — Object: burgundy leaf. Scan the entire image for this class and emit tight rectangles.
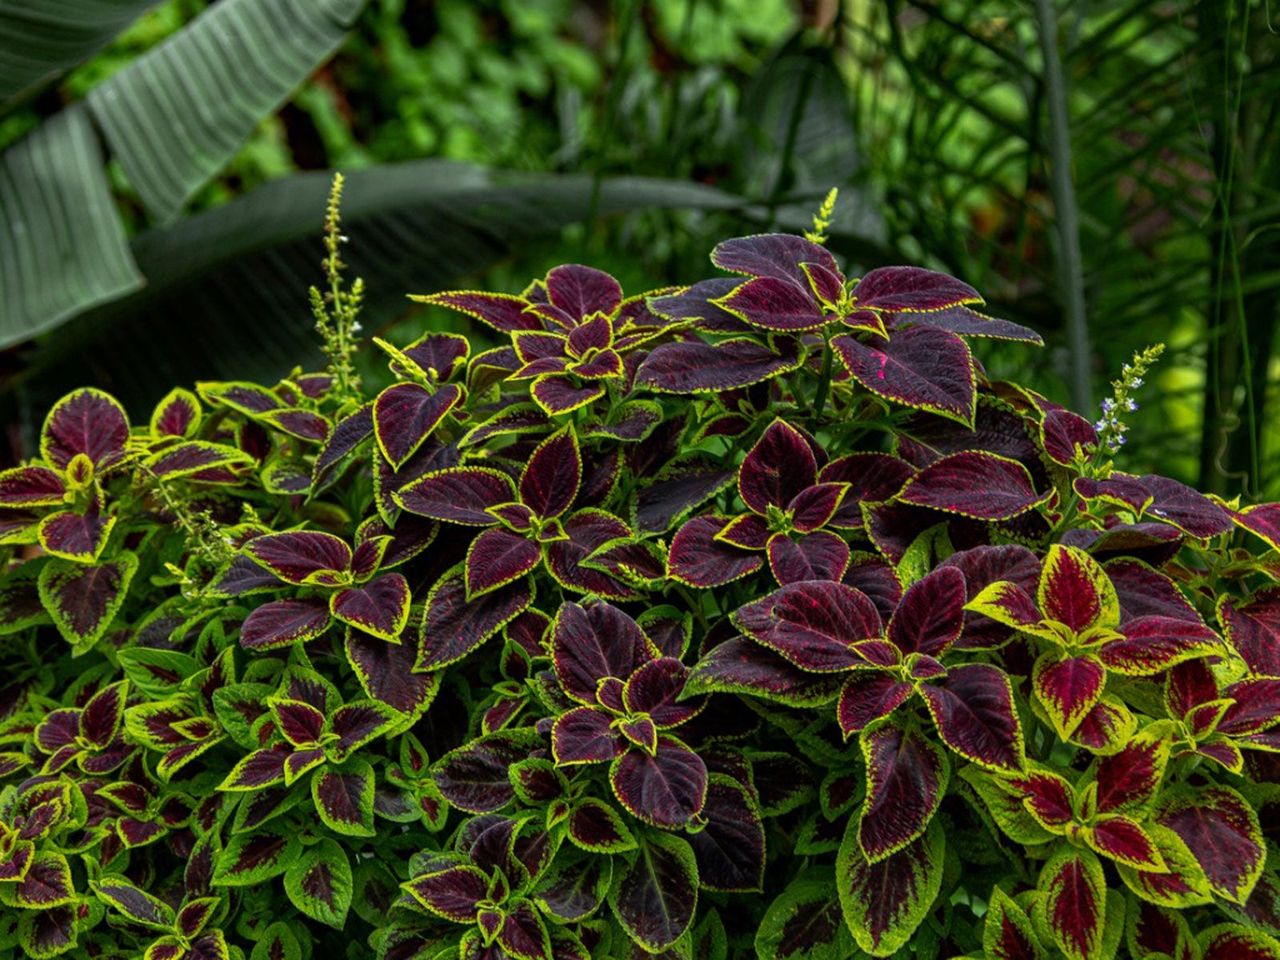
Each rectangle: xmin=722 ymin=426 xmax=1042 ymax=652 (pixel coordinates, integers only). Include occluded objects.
xmin=888 ymin=566 xmax=966 ymax=657
xmin=767 ymin=531 xmax=851 ymax=584
xmin=1033 ymin=654 xmax=1106 ymax=739
xmin=837 ymin=672 xmax=914 ymax=737
xmin=545 ymin=263 xmax=622 ymax=320
xmin=688 ymin=776 xmax=766 ymax=891
xmin=240 ymin=598 xmax=332 ymax=650
xmin=1156 ymin=786 xmax=1264 ymax=903
xmin=635 ymin=337 xmax=802 ymax=393
xmin=465 ymin=528 xmax=540 ymax=597
xmin=79 ymin=681 xmax=126 ymax=748
xmin=896 ymin=451 xmax=1047 ymax=520
xmin=519 ymin=428 xmax=582 ymax=519
xmin=623 ymin=657 xmax=696 ymax=727
xmin=552 ymin=600 xmax=654 ymax=704
xmin=0 ymin=466 xmax=66 ymax=507
xmin=919 ymin=663 xmax=1023 ymax=771
xmin=433 ymin=730 xmax=541 ymax=813
xmin=42 ymin=388 xmax=129 ymax=469
xmin=395 ymin=467 xmax=516 ymax=525
xmin=373 ymin=383 xmax=461 ymax=469
xmin=1100 ymin=616 xmax=1218 ymax=675
xmin=421 ymin=290 xmax=539 ymax=332
xmin=552 ymin=707 xmax=623 ymax=763
xmin=820 ymin=454 xmax=915 ymax=528
xmin=245 ymin=531 xmax=351 ymax=584
xmin=331 ymin=573 xmax=411 ymax=641
xmin=1041 ymin=410 xmax=1099 ymax=466
xmin=686 ymin=636 xmax=843 ymax=707
xmin=833 ymin=326 xmax=976 ymax=425
xmin=611 ymin=737 xmax=708 ymax=828
xmin=732 ymin=581 xmax=883 ymax=672
xmin=898 ymin=304 xmax=1043 ymax=344
xmin=712 ymin=233 xmax=839 ymax=286
xmin=1038 ymin=848 xmax=1105 ymax=960
xmin=611 ymin=833 xmax=698 ymax=952
xmin=715 ymin=276 xmax=826 ymax=331
xmin=667 ymin=515 xmax=763 ymax=587
xmin=852 ymin=266 xmax=980 ymax=312
xmin=416 ymin=568 xmax=532 ymax=670
xmin=739 ymin=419 xmax=819 ymax=513
xmin=859 ymin=720 xmax=947 ymax=861
xmin=1221 ymin=589 xmax=1280 ymax=676
xmin=346 ymin=629 xmax=441 ymax=715
xmin=1138 ymin=474 xmax=1233 ymax=538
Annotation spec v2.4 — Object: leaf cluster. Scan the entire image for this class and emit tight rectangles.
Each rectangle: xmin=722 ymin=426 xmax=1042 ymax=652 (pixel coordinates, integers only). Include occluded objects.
xmin=2 ymin=229 xmax=1280 ymax=959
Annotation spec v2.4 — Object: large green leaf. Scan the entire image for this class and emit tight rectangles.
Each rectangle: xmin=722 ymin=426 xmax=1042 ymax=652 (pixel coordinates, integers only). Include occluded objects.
xmin=87 ymin=0 xmax=367 ymax=221
xmin=0 ymin=106 xmax=143 ymax=346
xmin=0 ymin=0 xmax=158 ymax=109
xmin=23 ymin=164 xmax=744 ymax=412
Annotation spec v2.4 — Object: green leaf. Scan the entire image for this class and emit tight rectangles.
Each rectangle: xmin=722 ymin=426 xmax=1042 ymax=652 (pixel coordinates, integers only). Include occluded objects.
xmin=312 ymin=758 xmax=376 ymax=837
xmin=0 ymin=1 xmax=158 ymax=107
xmin=211 ymin=828 xmax=300 ymax=887
xmin=755 ymin=869 xmax=854 ymax=960
xmin=0 ymin=106 xmax=143 ymax=348
xmin=86 ymin=0 xmax=366 ymax=221
xmin=37 ymin=551 xmax=139 ymax=654
xmin=249 ymin=922 xmax=302 ymax=960
xmin=836 ymin=817 xmax=944 ymax=957
xmin=283 ymin=838 xmax=352 ymax=929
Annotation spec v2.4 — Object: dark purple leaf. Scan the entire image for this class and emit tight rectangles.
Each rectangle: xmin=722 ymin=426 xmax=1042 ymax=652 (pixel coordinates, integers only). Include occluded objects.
xmin=833 ymin=326 xmax=976 ymax=425
xmin=739 ymin=420 xmax=819 ymax=513
xmin=716 ymin=276 xmax=826 ymax=331
xmin=395 ymin=466 xmax=516 ymax=525
xmin=41 ymin=388 xmax=129 ymax=469
xmin=852 ymin=266 xmax=979 ymax=312
xmin=416 ymin=567 xmax=533 ymax=670
xmin=240 ymin=598 xmax=332 ymax=650
xmin=897 ymin=451 xmax=1047 ymax=520
xmin=635 ymin=336 xmax=802 ymax=393
xmin=733 ymin=580 xmax=883 ymax=672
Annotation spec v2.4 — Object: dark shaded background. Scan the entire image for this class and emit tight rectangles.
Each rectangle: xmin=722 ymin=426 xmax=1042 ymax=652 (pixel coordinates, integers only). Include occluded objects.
xmin=2 ymin=0 xmax=1277 ymax=499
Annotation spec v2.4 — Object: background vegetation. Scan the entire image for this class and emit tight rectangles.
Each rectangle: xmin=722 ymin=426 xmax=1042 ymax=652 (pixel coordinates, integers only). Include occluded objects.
xmin=1 ymin=0 xmax=1277 ymax=499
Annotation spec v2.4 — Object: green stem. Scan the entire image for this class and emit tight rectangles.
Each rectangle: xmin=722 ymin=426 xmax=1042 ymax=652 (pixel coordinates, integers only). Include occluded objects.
xmin=810 ymin=337 xmax=834 ymax=428
xmin=1034 ymin=0 xmax=1093 ymax=412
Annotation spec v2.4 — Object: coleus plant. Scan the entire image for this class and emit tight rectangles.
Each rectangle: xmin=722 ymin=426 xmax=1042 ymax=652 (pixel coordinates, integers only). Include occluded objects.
xmin=1 ymin=191 xmax=1280 ymax=960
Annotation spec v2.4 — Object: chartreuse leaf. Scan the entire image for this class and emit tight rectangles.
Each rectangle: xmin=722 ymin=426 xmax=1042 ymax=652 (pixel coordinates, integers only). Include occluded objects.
xmin=312 ymin=758 xmax=376 ymax=837
xmin=1033 ymin=847 xmax=1107 ymax=960
xmin=212 ymin=828 xmax=301 ymax=886
xmin=754 ymin=868 xmax=854 ymax=960
xmin=0 ymin=851 xmax=75 ymax=909
xmin=836 ymin=817 xmax=944 ymax=956
xmin=983 ymin=886 xmax=1045 ymax=960
xmin=38 ymin=552 xmax=139 ymax=653
xmin=249 ymin=923 xmax=302 ymax=960
xmin=284 ymin=838 xmax=352 ymax=929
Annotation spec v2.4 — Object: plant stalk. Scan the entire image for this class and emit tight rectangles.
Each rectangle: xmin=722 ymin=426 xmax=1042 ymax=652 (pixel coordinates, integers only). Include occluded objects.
xmin=1034 ymin=0 xmax=1093 ymax=412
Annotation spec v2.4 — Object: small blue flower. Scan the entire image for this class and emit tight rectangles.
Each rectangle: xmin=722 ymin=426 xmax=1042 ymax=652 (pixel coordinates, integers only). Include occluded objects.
xmin=1101 ymin=399 xmax=1115 ymax=413
xmin=1125 ymin=398 xmax=1137 ymax=412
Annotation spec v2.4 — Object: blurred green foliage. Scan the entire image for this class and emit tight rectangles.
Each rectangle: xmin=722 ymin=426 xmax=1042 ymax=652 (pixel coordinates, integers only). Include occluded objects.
xmin=5 ymin=0 xmax=1279 ymax=502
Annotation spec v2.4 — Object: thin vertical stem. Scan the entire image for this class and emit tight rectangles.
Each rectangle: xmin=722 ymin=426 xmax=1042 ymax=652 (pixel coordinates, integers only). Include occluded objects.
xmin=1034 ymin=0 xmax=1093 ymax=412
